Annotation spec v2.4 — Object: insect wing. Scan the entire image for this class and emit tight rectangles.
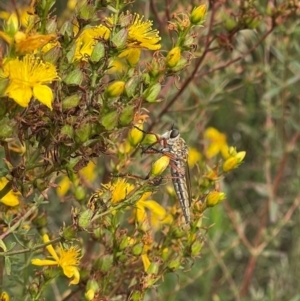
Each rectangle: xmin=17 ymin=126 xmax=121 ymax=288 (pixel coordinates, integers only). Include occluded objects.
xmin=185 ymin=154 xmax=192 ymax=207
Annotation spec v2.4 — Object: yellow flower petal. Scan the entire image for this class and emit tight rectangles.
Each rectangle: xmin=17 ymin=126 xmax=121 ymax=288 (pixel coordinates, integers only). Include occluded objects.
xmin=33 ymin=84 xmax=54 ymax=110
xmin=140 ymin=200 xmax=166 ymax=217
xmin=188 ymin=147 xmax=201 ymax=168
xmin=118 ymin=48 xmax=141 ymax=66
xmin=67 ymin=267 xmax=80 ymax=285
xmin=42 ymin=234 xmax=60 ymax=261
xmin=136 ymin=202 xmax=147 ymax=223
xmin=79 ymin=161 xmax=96 ymax=182
xmin=57 ymin=176 xmax=72 ymax=197
xmin=15 ymin=33 xmax=57 ymax=53
xmin=141 ymin=254 xmax=151 ymax=272
xmin=31 ymin=259 xmax=58 ymax=266
xmin=0 ymin=177 xmax=20 ymax=207
xmin=5 ymin=82 xmax=32 ymax=107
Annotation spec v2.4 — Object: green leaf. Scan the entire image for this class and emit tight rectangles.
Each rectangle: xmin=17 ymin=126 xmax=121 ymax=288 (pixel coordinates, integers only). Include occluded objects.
xmin=101 ymin=110 xmax=118 ymax=130
xmin=5 ymin=256 xmax=11 ymax=276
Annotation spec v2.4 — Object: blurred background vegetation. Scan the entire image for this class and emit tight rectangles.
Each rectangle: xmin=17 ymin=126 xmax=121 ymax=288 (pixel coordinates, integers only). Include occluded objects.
xmin=0 ymin=0 xmax=300 ymax=301
xmin=145 ymin=1 xmax=300 ymax=301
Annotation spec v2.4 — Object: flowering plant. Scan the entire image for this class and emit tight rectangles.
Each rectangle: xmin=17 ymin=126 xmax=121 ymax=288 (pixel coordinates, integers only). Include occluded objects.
xmin=3 ymin=0 xmax=294 ymax=300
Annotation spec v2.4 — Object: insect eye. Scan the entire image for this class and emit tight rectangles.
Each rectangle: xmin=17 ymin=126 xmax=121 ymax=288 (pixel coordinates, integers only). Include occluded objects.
xmin=170 ymin=129 xmax=179 ymax=138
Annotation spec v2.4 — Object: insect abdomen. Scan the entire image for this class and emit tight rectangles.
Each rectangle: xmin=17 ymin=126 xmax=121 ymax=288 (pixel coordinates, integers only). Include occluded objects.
xmin=171 ymin=161 xmax=191 ymax=224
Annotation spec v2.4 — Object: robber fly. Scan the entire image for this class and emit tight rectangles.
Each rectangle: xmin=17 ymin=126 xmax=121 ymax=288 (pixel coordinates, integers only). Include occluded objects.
xmin=143 ymin=125 xmax=192 ymax=224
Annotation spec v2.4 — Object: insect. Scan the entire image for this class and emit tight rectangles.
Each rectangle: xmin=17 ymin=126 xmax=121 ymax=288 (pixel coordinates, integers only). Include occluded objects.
xmin=143 ymin=125 xmax=192 ymax=224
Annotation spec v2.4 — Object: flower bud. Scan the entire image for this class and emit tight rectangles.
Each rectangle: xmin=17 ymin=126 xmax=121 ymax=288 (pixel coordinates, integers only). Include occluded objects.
xmin=119 ymin=236 xmax=130 ymax=250
xmin=97 ymin=254 xmax=113 ymax=272
xmin=111 ymin=28 xmax=128 ymax=48
xmin=130 ymin=291 xmax=142 ymax=301
xmin=105 ymin=81 xmax=125 ymax=98
xmin=236 ymin=151 xmax=246 ymax=163
xmin=191 ymin=240 xmax=203 ymax=256
xmin=166 ymin=47 xmax=181 ymax=68
xmin=190 ymin=5 xmax=207 ymax=25
xmin=128 ymin=123 xmax=144 ymax=146
xmin=125 ymin=75 xmax=140 ymax=97
xmin=132 ymin=242 xmax=144 ymax=256
xmin=171 ymin=227 xmax=186 ymax=238
xmin=168 ymin=258 xmax=181 ymax=271
xmin=119 ymin=105 xmax=134 ymax=126
xmin=61 ymin=225 xmax=77 ymax=241
xmin=64 ymin=69 xmax=83 ymax=85
xmin=85 ymin=289 xmax=95 ymax=301
xmin=62 ymin=94 xmax=80 ymax=110
xmin=74 ymin=123 xmax=91 ymax=143
xmin=143 ymin=83 xmax=161 ymax=102
xmin=150 ymin=156 xmax=170 ymax=176
xmin=0 ymin=291 xmax=10 ymax=301
xmin=87 ymin=279 xmax=100 ymax=292
xmin=7 ymin=14 xmax=19 ymax=35
xmin=161 ymin=247 xmax=169 ymax=261
xmin=28 ymin=282 xmax=39 ymax=298
xmin=223 ymin=151 xmax=246 ymax=172
xmin=147 ymin=261 xmax=159 ymax=275
xmin=141 ymin=133 xmax=158 ymax=146
xmin=90 ymin=42 xmax=105 ymax=62
xmin=206 ymin=191 xmax=226 ymax=207
xmin=78 ymin=209 xmax=94 ymax=229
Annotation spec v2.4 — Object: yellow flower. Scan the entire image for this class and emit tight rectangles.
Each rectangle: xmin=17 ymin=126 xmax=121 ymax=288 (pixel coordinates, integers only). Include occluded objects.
xmin=188 ymin=147 xmax=201 ymax=168
xmin=136 ymin=192 xmax=173 ymax=230
xmin=57 ymin=176 xmax=72 ymax=197
xmin=128 ymin=14 xmax=161 ymax=50
xmin=0 ymin=55 xmax=58 ymax=109
xmin=204 ymin=127 xmax=229 ymax=158
xmin=102 ymin=178 xmax=134 ymax=204
xmin=67 ymin=0 xmax=86 ymax=10
xmin=73 ymin=25 xmax=110 ymax=61
xmin=57 ymin=161 xmax=97 ymax=197
xmin=0 ymin=177 xmax=20 ymax=207
xmin=31 ymin=234 xmax=81 ymax=285
xmin=166 ymin=47 xmax=181 ymax=68
xmin=80 ymin=161 xmax=97 ymax=182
